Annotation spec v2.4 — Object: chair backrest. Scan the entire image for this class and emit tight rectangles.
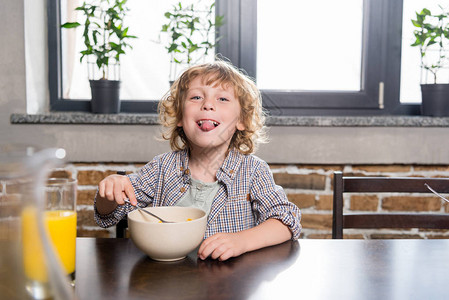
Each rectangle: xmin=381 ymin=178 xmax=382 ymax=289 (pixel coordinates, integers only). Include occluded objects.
xmin=332 ymin=171 xmax=449 ymax=239
xmin=116 ymin=217 xmax=128 ymax=238
xmin=116 ymin=171 xmax=128 ymax=238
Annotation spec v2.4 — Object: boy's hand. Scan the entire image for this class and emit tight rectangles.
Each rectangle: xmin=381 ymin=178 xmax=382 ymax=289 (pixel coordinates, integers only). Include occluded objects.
xmin=197 ymin=219 xmax=292 ymax=261
xmin=98 ymin=174 xmax=137 ymax=206
xmin=197 ymin=232 xmax=247 ymax=261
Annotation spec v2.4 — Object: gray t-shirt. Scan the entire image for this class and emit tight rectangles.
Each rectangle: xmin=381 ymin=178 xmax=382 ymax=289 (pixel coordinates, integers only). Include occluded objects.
xmin=176 ymin=177 xmax=220 ymax=216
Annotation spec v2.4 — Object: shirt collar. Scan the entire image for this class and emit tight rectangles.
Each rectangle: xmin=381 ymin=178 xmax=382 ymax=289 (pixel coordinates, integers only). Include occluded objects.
xmin=216 ymin=148 xmax=243 ymax=184
xmin=176 ymin=148 xmax=244 ymax=184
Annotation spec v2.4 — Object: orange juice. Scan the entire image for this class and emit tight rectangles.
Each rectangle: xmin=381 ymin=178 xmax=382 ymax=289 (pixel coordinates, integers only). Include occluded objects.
xmin=22 ymin=206 xmax=77 ymax=282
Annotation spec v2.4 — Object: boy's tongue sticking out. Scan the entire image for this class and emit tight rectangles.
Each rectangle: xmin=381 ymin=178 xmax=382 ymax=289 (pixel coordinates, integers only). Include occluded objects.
xmin=198 ymin=120 xmax=218 ymax=132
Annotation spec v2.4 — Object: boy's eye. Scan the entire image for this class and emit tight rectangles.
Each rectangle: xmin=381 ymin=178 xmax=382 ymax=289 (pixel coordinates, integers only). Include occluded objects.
xmin=191 ymin=96 xmax=202 ymax=100
xmin=218 ymin=97 xmax=229 ymax=102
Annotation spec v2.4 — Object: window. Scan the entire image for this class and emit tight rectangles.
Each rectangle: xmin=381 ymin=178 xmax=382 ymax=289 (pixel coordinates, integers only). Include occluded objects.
xmin=217 ymin=0 xmax=420 ymax=116
xmin=257 ymin=1 xmax=363 ymax=92
xmin=49 ymin=0 xmax=421 ymax=115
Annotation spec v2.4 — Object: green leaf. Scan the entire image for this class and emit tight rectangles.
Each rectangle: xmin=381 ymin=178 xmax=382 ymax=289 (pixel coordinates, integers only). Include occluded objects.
xmin=411 ymin=20 xmax=421 ymax=27
xmin=215 ymin=15 xmax=225 ymax=27
xmin=172 ymin=31 xmax=181 ymax=40
xmin=168 ymin=44 xmax=178 ymax=52
xmin=92 ymin=30 xmax=99 ymax=45
xmin=61 ymin=22 xmax=81 ymax=28
xmin=188 ymin=45 xmax=198 ymax=53
xmin=410 ymin=38 xmax=421 ymax=47
xmin=422 ymin=8 xmax=431 ymax=15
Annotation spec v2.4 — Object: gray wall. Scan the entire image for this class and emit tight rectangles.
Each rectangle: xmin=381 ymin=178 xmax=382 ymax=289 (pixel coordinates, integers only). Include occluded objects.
xmin=1 ymin=0 xmax=448 ymax=165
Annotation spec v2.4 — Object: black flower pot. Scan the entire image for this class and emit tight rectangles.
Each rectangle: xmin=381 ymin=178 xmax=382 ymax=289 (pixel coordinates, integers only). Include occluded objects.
xmin=89 ymin=80 xmax=121 ymax=114
xmin=421 ymin=84 xmax=449 ymax=117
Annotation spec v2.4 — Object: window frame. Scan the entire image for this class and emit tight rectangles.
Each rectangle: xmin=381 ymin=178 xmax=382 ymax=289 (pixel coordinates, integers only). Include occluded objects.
xmin=48 ymin=0 xmax=420 ymax=116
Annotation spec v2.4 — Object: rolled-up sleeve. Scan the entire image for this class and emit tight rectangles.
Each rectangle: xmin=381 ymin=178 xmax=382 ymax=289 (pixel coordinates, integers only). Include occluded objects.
xmin=94 ymin=191 xmax=134 ymax=228
xmin=94 ymin=158 xmax=160 ymax=228
xmin=250 ymin=161 xmax=302 ymax=240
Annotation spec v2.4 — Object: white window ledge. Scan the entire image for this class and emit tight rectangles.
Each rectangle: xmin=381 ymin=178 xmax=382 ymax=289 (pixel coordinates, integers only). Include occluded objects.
xmin=10 ymin=113 xmax=449 ymax=127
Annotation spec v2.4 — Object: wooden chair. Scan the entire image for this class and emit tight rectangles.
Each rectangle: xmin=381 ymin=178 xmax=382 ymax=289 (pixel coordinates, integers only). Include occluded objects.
xmin=115 ymin=171 xmax=128 ymax=238
xmin=116 ymin=217 xmax=128 ymax=238
xmin=332 ymin=171 xmax=449 ymax=239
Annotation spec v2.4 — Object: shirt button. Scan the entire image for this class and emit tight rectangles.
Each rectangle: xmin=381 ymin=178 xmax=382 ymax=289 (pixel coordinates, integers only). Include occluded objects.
xmin=229 ymin=170 xmax=234 ymax=174
xmin=246 ymin=194 xmax=250 ymax=201
xmin=185 ymin=169 xmax=190 ymax=175
xmin=180 ymin=167 xmax=184 ymax=171
xmin=180 ymin=187 xmax=186 ymax=193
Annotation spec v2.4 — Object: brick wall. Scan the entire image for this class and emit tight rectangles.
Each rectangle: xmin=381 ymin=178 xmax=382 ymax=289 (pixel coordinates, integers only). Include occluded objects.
xmin=56 ymin=163 xmax=449 ymax=239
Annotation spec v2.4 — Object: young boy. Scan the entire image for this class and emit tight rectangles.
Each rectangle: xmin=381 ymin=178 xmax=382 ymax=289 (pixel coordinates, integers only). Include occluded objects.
xmin=95 ymin=60 xmax=301 ymax=261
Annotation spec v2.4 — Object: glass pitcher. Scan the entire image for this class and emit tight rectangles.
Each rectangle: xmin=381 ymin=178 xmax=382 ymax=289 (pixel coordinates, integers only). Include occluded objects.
xmin=0 ymin=144 xmax=77 ymax=300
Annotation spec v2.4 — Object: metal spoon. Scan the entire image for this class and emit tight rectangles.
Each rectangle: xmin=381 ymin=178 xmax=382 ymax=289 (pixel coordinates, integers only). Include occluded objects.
xmin=425 ymin=183 xmax=449 ymax=203
xmin=124 ymin=198 xmax=175 ymax=223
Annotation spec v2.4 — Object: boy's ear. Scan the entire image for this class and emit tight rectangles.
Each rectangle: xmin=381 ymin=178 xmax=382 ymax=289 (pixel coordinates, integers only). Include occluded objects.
xmin=236 ymin=121 xmax=245 ymax=131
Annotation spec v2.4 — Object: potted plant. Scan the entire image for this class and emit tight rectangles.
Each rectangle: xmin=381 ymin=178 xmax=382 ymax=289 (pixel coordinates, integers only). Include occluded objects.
xmin=61 ymin=0 xmax=136 ymax=114
xmin=411 ymin=6 xmax=449 ymax=117
xmin=160 ymin=1 xmax=224 ymax=84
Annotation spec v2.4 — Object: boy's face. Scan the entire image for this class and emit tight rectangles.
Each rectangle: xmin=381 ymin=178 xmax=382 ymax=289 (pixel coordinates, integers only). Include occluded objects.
xmin=178 ymin=76 xmax=245 ymax=154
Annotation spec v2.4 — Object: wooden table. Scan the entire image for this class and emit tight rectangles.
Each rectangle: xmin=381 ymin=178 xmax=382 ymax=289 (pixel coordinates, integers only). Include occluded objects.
xmin=75 ymin=238 xmax=449 ymax=300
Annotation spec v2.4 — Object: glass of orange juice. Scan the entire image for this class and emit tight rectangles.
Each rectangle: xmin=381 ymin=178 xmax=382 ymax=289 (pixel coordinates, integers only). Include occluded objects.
xmin=22 ymin=178 xmax=77 ymax=298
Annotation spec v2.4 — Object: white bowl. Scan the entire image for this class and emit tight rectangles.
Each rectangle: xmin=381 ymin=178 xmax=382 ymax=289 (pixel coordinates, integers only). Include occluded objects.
xmin=128 ymin=206 xmax=207 ymax=261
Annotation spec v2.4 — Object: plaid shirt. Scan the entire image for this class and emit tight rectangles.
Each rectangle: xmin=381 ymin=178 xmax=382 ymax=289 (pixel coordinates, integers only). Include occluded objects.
xmin=94 ymin=149 xmax=301 ymax=239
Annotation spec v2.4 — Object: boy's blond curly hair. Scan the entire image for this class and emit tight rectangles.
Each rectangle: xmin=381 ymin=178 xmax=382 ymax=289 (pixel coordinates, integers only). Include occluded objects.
xmin=158 ymin=60 xmax=267 ymax=155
